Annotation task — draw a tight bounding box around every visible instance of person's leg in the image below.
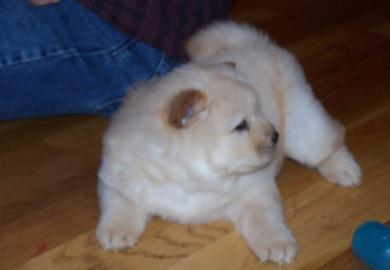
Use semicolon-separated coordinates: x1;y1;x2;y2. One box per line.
0;0;178;120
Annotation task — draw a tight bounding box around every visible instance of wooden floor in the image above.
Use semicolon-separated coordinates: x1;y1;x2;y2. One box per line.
2;0;390;269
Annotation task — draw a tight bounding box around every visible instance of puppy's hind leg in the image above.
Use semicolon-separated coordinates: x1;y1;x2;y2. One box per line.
279;53;361;187
96;183;149;251
317;145;361;187
284;94;362;186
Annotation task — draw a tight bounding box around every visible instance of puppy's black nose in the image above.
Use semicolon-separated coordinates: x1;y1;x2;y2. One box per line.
272;131;279;144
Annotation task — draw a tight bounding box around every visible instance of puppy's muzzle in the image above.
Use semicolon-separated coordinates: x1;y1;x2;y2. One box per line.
257;128;279;154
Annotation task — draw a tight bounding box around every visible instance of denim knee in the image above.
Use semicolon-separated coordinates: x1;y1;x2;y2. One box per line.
0;0;178;119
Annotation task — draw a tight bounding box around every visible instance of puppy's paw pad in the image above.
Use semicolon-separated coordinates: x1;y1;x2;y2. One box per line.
96;222;139;251
253;238;298;265
319;146;362;187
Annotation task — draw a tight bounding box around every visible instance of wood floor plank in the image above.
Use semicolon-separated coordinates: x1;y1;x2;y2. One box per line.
0;117;107;270
22;221;233;270
319;249;370;270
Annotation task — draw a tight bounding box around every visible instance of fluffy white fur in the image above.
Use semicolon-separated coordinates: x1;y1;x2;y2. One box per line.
96;22;361;265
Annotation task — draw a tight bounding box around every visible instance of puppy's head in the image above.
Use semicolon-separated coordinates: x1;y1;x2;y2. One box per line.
164;64;278;176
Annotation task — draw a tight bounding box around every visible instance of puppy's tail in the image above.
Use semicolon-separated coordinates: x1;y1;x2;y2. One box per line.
186;21;270;61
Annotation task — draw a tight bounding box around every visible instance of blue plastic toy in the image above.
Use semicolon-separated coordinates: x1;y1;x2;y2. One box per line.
352;221;390;270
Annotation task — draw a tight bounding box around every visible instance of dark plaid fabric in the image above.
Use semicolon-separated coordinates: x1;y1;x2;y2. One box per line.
78;0;233;61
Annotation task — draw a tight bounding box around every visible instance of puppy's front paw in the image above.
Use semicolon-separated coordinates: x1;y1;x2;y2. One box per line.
96;220;141;251
250;233;298;265
318;146;362;187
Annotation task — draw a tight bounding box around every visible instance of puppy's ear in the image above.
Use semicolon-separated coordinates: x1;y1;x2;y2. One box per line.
168;89;207;128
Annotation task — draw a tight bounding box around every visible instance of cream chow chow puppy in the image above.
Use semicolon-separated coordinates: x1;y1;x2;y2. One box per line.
96;23;361;265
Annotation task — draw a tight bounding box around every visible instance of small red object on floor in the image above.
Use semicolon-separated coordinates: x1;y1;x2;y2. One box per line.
35;243;48;255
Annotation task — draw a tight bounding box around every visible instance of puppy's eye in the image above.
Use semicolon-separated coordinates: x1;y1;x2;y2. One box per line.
234;119;249;132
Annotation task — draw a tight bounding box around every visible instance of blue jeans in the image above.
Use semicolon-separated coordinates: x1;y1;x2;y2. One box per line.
0;0;178;120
